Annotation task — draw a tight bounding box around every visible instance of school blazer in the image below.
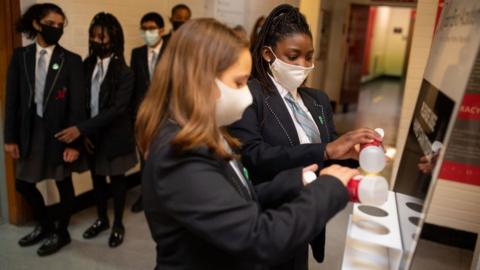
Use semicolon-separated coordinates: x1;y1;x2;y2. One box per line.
77;55;135;159
142;121;349;270
4;43;86;165
129;40;166;113
229;78;358;184
228;78;359;265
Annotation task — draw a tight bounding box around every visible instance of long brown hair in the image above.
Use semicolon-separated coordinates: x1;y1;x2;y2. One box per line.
136;18;248;159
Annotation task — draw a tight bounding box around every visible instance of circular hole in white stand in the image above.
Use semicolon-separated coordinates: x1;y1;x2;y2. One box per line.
353;219;390;235
358;205;389;217
406;202;423;213
409;216;420;226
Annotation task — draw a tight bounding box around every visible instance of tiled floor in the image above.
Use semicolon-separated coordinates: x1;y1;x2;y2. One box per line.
0;78;474;269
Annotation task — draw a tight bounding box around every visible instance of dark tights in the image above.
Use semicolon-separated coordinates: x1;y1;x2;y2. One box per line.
91;174;127;228
15;177;75;236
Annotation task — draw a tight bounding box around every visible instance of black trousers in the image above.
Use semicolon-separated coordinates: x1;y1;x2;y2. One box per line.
15;177;75;235
90;173;127;228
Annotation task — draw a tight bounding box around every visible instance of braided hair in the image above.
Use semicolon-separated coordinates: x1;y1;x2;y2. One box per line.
88;12;125;62
251;4;312;93
16;3;66;39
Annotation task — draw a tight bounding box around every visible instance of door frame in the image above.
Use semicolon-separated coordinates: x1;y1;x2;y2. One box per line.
0;0;28;225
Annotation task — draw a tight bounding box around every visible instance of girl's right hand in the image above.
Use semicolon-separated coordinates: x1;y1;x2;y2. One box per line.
4;143;20;159
320;165;360;186
55;126;81;144
325;128;382;160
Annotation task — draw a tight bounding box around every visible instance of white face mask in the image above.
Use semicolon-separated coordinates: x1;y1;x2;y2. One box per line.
268;47;314;91
215;78;253;127
141;30;161;47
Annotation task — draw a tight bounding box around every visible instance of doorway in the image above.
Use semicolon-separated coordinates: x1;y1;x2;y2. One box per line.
340;4;416;113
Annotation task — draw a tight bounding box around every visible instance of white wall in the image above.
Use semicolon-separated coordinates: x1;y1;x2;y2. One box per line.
20;0;208;64
244;0;299;40
383;7;411;76
363;6;412;80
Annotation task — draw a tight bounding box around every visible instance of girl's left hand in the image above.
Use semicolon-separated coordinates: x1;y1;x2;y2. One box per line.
55;126;81;143
63;147;79;163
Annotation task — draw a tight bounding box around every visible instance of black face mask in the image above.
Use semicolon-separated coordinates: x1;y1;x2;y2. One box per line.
39;23;63;45
171;20;185;31
89;41;111;58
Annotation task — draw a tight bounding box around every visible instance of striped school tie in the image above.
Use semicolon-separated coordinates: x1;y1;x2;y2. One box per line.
35;49;47;117
284;92;321;143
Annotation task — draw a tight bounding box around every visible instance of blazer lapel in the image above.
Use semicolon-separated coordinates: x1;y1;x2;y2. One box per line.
99;57;115;108
221;159;254;201
234;160;257;201
264;91;300;146
141;46;150;82
43;46;65;112
23;44;36;107
299;89;331;143
85;58;96;113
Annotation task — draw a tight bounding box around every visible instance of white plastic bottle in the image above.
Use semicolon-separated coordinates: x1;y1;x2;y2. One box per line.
347;175;389;205
359;128;386;174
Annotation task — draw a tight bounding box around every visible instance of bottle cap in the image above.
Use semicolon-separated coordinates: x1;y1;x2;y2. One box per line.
303;171;317;184
374;128;385;139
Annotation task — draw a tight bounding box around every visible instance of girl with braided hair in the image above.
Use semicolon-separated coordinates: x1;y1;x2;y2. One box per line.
56;12;137;247
229;4;381;269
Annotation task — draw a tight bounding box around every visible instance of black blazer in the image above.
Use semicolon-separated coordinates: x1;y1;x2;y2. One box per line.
229;78;358;184
4;43;86;165
228;78;358;265
162;32;171;48
77;55;135;159
142;121;349;270
130;41;166;113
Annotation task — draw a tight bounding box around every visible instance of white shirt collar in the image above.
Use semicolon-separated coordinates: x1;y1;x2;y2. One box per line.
96;55;112;68
268;74;299;100
149;39;163;54
35;41;55;56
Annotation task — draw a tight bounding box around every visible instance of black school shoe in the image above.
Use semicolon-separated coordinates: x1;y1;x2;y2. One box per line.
37;232;71;256
108;226;125;248
18;225;49;247
83;219;110;239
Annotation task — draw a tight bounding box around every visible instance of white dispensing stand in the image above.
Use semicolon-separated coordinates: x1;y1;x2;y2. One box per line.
341;191;403;270
341;192;427;270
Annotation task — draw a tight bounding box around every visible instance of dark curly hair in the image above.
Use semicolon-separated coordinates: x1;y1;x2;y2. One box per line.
88;12;125;62
251;4;312;93
16;3;66;40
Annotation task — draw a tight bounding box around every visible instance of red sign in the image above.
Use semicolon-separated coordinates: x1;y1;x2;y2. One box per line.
457;93;480;120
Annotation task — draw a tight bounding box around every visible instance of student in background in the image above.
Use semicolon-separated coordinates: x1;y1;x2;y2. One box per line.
136;18;358;270
129;12;166;213
229;5;381;270
4;3;86;256
162;3;191;46
56;12;137;248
